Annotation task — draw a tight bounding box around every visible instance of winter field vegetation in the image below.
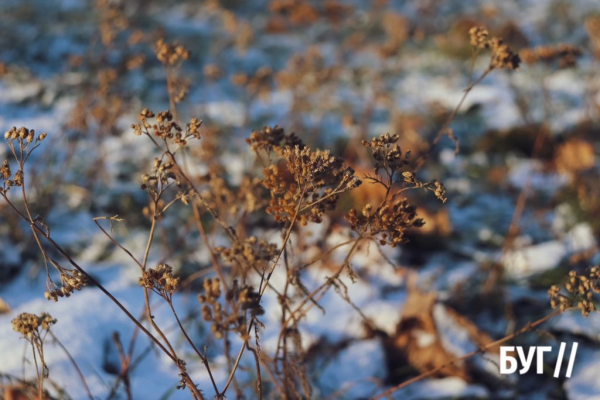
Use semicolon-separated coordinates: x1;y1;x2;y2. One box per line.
1;0;600;399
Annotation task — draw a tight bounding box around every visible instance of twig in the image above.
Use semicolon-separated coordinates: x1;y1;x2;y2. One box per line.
49;331;94;400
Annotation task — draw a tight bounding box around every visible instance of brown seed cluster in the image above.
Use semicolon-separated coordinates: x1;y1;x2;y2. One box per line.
155;39;190;66
362;133;410;174
197;172;266;217
198;278;261;340
263;145;361;225
132;109;202;146
1;160;11;182
489;37;521;70
5;126;39;143
12;312;56;339
2;128;47;192
468;26;521;70
45;269;88;302
402;172;447;203
469;26;490;49
346;199;424;247
360;133;447;203
139;264;180;298
216;236;278;277
549;267;600;317
520;44;583;69
141;157;179;196
344;132;449;246
246;125;303;154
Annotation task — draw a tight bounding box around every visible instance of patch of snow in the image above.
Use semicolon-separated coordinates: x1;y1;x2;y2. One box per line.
316;339;386;398
206;101;246;127
564;223;597;253
508;159;568;191
553;311;600;342
392;376;489;399
503;240;566;280
564;346;600;400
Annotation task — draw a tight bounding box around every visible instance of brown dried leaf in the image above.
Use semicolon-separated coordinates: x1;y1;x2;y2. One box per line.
556;139;595;175
385;277;497;383
0;296;10;314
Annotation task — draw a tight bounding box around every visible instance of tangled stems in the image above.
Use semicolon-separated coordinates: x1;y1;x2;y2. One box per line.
1;156;205;399
219;187;304;398
11;312;55;400
3;116;443;399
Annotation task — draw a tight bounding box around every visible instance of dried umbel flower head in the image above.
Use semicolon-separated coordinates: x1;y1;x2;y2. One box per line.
4;127;47;147
360;133;447;202
549;267;600;317
362;132;410;174
140;156;184;200
45;269;88;302
346;199;424;247
548;285;572;313
246;125;304;154
198;278;262;340
139;264;180;298
263;145;361;225
2;127;48;191
216;237;278;276
469;26;490;49
1;160;11;180
468;26;520;70
131;109;201;147
155;39;190;66
12;312;56;339
402;172;448;203
489;37;521;70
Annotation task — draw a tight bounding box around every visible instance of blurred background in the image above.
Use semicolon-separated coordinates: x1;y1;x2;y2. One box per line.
1;0;600;399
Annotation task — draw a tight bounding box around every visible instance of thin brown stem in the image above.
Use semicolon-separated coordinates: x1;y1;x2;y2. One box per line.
112;333;132;400
221;193;305;397
247;345;262;400
167;300;220;396
415;66;492;170
93;218;144;270
192;202;230;294
50;331;94;400
30;341;43;400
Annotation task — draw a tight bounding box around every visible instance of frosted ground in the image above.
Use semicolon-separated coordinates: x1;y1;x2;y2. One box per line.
1;0;600;399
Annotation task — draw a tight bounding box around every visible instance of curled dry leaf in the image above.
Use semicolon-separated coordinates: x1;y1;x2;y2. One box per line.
383;279;497;383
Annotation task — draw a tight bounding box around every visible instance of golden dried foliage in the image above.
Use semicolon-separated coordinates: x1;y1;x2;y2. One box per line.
555;139;595;175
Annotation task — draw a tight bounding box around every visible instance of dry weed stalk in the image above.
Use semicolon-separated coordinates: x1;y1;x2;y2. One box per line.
11;312;56;400
417;26;521;169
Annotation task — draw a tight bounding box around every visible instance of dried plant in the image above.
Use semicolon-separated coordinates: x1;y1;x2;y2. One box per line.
11;312;56;400
2;7;595;400
549;267;600;317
